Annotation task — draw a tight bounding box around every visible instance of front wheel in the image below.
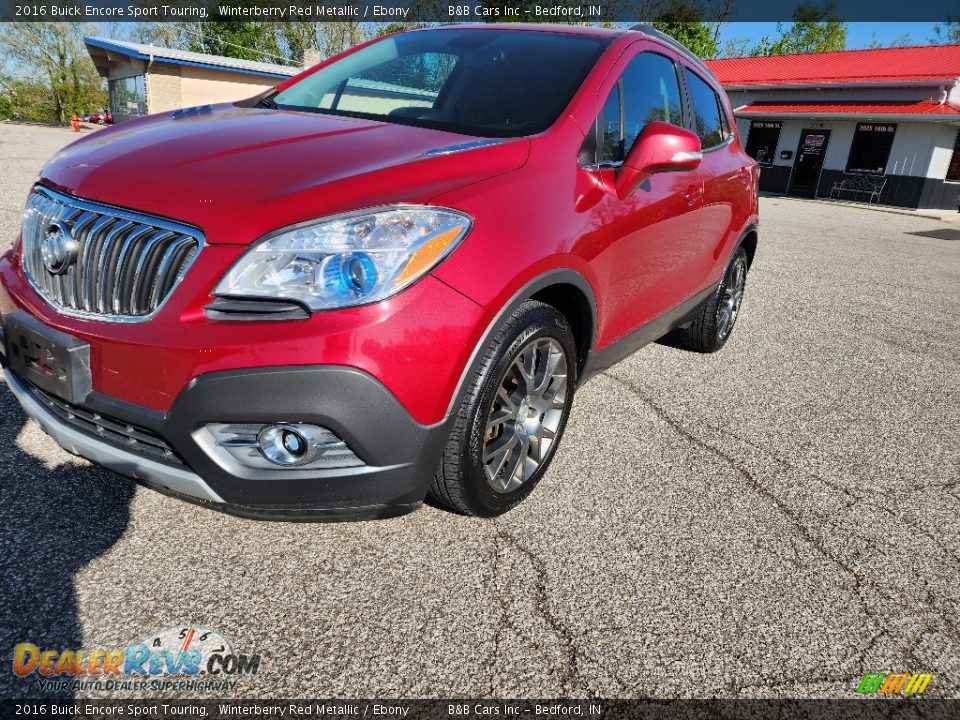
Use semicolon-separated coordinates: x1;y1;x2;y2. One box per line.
430;301;577;516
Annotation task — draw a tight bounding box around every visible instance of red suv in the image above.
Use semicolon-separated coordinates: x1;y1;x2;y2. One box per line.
0;25;758;520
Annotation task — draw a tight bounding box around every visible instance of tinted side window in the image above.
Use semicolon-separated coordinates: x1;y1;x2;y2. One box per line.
685;69;725;148
717;95;731;139
621;53;683;155
578;81;622;165
580;52;682;165
599;83;622;163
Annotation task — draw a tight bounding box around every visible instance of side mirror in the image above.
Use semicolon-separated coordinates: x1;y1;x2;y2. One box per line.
615;121;702;200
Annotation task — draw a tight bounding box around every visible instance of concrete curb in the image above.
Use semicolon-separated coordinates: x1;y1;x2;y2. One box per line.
761;194;960;223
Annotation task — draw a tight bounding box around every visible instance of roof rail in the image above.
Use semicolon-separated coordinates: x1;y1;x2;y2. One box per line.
629;23;718;80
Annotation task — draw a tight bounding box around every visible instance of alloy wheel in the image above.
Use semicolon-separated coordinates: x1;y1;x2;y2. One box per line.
482;337;569;493
717;256;746;341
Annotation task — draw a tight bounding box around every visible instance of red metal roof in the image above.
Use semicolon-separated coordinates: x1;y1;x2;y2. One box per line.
705;45;960;86
735;101;960;116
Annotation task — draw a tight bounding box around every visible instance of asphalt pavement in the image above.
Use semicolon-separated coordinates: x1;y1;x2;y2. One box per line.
0;122;958;700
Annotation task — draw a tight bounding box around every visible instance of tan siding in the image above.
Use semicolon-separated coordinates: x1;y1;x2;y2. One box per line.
179;67;278;108
145;65;182;114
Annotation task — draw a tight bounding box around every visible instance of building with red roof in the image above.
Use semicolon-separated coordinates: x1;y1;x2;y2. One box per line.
704;44;960;209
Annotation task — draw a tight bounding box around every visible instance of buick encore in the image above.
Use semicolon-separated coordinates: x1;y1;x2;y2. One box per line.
0;24;759;520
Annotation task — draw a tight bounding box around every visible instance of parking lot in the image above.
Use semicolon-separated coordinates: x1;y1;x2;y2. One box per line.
0;122;958;700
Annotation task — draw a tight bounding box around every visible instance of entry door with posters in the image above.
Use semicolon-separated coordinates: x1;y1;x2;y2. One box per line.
789;129;831;197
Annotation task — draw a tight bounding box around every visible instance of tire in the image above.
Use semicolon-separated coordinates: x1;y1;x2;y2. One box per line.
672;245;749;353
429;301;578;517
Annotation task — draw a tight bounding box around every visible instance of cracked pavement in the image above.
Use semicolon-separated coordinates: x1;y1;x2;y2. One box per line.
0;123;958;699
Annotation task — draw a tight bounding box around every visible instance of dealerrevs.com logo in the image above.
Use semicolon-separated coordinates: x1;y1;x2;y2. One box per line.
12;625;261;693
856;672;934;696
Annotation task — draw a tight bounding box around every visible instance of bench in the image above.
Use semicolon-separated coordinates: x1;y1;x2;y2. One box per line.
829;173;887;204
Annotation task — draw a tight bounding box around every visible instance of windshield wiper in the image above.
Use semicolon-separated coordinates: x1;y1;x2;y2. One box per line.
256;95;278;109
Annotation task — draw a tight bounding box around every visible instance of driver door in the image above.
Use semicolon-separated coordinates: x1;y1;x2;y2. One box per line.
580;45;704;345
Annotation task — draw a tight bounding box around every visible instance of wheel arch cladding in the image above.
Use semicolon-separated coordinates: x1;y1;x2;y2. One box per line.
445;269;598;419
529;282;594;381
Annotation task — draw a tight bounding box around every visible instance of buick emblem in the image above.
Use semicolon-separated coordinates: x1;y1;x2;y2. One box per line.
41;221;78;275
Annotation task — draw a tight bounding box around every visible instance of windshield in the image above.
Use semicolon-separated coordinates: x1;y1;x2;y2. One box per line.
272;29;611;138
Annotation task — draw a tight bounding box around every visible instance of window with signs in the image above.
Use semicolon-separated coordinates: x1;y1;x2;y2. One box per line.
580;52;683;165
846;123;897;175
946;130;960;182
684;68;727;148
745;121;782;166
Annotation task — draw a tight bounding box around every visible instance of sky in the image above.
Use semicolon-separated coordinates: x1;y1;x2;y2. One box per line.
84;20;951;65
102;21;945;56
717;22;941;53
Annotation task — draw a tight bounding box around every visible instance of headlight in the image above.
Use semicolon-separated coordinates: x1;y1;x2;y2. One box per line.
213;206;472;311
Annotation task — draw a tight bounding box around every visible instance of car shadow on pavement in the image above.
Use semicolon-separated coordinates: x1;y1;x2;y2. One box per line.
654;329;687;351
0;377;134;700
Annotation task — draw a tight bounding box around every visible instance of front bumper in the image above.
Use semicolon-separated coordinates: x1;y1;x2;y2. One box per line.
1;361;451;521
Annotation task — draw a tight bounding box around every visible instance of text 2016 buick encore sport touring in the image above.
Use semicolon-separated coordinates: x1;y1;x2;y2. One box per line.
0;24;758;520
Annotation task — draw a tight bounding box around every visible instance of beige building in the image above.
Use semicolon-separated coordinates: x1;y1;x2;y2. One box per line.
85;37;299;121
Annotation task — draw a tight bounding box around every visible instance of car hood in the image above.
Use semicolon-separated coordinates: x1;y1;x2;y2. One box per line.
40;104;530;244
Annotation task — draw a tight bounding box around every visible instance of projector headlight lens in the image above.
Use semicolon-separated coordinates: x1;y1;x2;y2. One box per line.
214;206;472;311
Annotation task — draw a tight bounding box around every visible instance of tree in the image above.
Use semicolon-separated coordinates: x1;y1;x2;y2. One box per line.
0;23;107;122
719;36;751;58
930;20;960;44
187;22;286;63
867;32;911;48
375;23;417;38
132;22;204;50
751;3;847;56
308;22;366;60
134;20;364;67
651;2;720;59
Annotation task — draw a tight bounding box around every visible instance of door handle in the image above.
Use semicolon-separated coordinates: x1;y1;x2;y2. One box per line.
683;185;703;205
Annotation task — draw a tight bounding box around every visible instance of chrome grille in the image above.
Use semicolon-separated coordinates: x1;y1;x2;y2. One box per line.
21;187;202;321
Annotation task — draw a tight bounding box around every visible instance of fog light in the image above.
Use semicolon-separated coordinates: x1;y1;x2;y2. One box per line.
258;424;319;466
200;422;364;472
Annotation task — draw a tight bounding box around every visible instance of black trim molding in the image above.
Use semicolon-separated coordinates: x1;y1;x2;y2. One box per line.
581;283;716;382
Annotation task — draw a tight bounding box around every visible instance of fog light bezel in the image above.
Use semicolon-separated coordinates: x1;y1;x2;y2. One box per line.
195;421;365;475
257;423;320;467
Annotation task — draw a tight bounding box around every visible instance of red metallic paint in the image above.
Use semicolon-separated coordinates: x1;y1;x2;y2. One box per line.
432;36;757;352
614;121;703;199
0;27;757;429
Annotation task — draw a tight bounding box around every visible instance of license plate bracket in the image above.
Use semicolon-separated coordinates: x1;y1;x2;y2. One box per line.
4;311;91;404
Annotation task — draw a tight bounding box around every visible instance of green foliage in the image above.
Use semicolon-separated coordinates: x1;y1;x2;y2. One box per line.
376;23;415;37
750;3;848;56
188;22;285;63
651;3;720;59
135;20;364;66
0;23;107;122
0;80;58;121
